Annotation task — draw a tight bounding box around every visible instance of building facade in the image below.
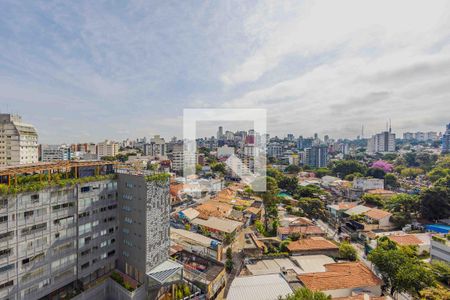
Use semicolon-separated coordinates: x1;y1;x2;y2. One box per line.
367;130;395;154
97;140;119;159
442;123;450;154
304;145;328;168
0;163;172;300
0;177;118;300
0;114;38;166
40;145;71;162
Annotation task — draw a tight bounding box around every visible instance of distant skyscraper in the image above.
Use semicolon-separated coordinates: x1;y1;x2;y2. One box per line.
442;123;450;154
0;113;38;166
367;128;396;154
217;126;224;140
305;144;328;168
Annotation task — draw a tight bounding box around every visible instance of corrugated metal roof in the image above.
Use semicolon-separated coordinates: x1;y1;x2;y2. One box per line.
147;259;182;284
227;274;293;300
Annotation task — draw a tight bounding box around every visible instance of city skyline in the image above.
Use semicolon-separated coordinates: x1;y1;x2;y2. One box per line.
1;1;450;143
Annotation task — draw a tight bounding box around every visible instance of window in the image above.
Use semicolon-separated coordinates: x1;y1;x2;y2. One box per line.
0;215;8;223
81;186;90;193
100;229;107;236
81;249;91;256
0;231;14;241
0;280;13;290
0;263;14;273
0;199;8;208
30;194;39;203
81;262;90;270
124;217;132;224
123;251;129;258
21;223;47;235
0;248;12;257
24;210;34;219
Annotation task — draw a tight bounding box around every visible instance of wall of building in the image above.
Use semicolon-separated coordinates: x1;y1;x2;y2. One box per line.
0;179;118;300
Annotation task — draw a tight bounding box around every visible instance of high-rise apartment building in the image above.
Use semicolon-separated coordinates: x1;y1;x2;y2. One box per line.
304;144;328;168
116;173;170;285
0;114;38;166
367;130;396;154
0;162;172;300
40;144;71;162
442;123;450;154
143;135;166;158
97;140;119;158
267;143;282;158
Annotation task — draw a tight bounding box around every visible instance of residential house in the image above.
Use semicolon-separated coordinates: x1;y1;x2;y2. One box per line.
297;262;383;298
287;237;339;257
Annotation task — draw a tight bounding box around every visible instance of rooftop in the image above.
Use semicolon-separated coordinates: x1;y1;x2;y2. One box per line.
277;225;324;236
191;216;243;234
290;255;335;274
298;262;382;292
364;208;392;220
287;237;338;252
345;205;371;216
245;258;302;276
387;234;423;246
171;228;221;249
227;274;293;300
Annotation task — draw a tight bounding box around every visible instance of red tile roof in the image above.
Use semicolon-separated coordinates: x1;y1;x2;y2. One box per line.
298;262;382;291
364;208;392;220
287;237;338;252
388;234;423;246
278;225;325;236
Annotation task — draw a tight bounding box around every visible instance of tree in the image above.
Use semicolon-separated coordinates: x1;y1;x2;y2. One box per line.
339;242;357;261
278;287;331;300
366;167;386;179
430;260;450;285
279;176;298;195
297;197;326;220
314;168;331;178
259;176;280;231
420;186;450;221
344;172;363;181
401;167;424;178
331;160;367;179
225;259;233;273
295;185;322;198
368;240;435;296
285;164;301;174
361;193;384;208
384;194;420;227
384;173;398;188
226;247;233;260
419;286;450;300
428;167;450;183
211;162;226;174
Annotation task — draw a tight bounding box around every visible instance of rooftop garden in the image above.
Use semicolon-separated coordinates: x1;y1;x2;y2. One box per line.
145;173;170;182
110;271;136;292
0;173;116;196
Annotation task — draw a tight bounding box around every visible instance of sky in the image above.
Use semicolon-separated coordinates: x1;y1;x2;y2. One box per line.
1;0;450;144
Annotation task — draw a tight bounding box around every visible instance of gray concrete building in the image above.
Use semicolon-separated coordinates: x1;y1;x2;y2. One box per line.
0;162;176;300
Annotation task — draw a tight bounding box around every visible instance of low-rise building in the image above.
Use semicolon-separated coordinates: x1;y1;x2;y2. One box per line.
430;235;450;262
287;237;339;257
387;234;429;255
297;262;383;298
191;217;243;241
172;250;226;299
171;228;223;261
277;225;325;240
227;273;293;300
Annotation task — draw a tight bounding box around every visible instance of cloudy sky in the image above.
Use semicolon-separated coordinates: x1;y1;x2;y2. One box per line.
1;0;449;143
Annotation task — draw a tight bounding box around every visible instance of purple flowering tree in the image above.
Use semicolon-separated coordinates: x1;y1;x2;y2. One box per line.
371;160;393;173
